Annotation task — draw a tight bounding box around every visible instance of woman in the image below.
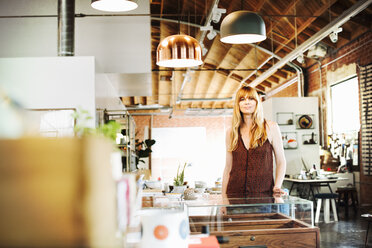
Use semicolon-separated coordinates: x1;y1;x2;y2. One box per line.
222;86;286;199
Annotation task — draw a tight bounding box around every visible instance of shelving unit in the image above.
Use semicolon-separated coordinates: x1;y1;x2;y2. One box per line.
103;110;136;172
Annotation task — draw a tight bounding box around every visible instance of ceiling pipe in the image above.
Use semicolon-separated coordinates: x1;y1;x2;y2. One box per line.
58;0;75;56
248;0;372;88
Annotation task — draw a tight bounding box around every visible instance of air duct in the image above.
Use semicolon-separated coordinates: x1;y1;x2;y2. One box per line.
58;0;75;56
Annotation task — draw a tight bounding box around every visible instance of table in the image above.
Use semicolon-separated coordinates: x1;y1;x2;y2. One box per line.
284;177;347;200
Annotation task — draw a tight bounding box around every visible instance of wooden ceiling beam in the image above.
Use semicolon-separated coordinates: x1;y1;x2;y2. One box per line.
261;81;272;88
273;69;287;79
267;75;280;84
274;0;338;54
256;85;265;91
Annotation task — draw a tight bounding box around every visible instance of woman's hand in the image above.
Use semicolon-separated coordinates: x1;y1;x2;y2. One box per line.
273;186;287;196
273;187;286;203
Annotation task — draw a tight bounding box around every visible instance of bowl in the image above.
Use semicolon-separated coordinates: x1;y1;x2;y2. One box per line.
195;181;207;188
145;180;162;189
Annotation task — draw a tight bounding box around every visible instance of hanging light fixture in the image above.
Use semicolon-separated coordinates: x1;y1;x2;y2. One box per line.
220;11;266;44
91;0;138;12
156;0;202;68
156;34;202;68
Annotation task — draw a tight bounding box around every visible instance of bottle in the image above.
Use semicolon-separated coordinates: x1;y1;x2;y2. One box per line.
310;164;317;179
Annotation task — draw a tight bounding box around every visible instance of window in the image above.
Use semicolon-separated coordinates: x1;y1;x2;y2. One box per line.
330;76;360;133
329;76;360;170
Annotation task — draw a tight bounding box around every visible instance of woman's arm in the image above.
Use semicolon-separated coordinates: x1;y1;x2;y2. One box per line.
222;128;233;198
268;121;287;193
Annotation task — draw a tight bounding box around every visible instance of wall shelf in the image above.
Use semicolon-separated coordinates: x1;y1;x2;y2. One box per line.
276;112;294;126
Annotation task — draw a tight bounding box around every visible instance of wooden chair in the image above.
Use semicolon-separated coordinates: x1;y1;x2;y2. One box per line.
336;186;358;217
314;193;338;224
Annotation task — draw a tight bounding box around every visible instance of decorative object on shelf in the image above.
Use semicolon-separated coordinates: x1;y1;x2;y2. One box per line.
282;132;298;149
173;162;187;186
220;11;266;44
297;114;314;129
276;112;294;125
135;138;156;168
183;188;198;200
91;0;138;12
303;132;317;145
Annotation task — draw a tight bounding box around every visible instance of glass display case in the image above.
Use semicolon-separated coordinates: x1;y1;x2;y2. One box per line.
187;195;318;248
140;195;319;248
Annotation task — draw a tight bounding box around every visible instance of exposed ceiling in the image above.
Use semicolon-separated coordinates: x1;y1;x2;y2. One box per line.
122;0;371;113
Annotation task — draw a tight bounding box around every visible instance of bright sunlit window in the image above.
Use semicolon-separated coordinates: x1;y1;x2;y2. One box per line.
330;76;360;133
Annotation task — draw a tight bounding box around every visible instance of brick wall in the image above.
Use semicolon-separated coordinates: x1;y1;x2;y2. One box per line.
306;31;372;206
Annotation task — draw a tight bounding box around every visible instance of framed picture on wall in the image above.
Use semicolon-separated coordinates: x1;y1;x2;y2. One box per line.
282;132;298;149
296;114;315;129
276;112;294;126
302;133;318;145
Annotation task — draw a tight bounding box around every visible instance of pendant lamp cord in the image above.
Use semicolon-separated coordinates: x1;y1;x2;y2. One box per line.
270;19;274;66
241;0;243;10
294;0;297;49
177;0;180;34
255;45;258;77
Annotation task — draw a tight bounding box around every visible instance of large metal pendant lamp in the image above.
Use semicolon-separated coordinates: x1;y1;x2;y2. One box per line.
156;34;203;68
91;0;138;12
220;11;266;44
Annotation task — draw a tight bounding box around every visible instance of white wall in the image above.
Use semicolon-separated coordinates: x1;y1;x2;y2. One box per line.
0;56;96;127
263;97;320;175
0;0;151;74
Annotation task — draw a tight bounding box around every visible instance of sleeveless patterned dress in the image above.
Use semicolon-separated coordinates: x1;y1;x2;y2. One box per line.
226;131;274;198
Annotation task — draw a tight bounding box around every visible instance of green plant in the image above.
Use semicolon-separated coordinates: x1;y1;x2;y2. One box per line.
173;162;187;186
135;138;156;167
71;107;121;144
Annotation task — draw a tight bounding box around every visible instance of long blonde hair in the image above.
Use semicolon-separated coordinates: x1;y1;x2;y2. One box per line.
229;86;267;151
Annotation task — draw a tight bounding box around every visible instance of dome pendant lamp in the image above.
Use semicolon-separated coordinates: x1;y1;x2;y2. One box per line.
91;0;138;12
156;34;203;68
220;11;266;44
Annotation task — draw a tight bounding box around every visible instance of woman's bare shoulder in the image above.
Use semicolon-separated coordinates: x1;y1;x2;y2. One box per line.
265;120;278;130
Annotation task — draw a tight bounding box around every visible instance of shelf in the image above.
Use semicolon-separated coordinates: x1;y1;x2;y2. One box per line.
276;112;294;126
302;133;318;145
282;132;298;149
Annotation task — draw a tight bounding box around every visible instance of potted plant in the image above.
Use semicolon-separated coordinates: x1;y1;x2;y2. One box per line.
173;162;188;193
135;138;156;169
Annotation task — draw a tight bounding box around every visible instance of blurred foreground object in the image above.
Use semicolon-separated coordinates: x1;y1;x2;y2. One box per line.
0;137;121;247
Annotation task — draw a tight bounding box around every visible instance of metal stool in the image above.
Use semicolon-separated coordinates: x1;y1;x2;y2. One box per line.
315;193;338;223
362;214;372;247
336;186;358;217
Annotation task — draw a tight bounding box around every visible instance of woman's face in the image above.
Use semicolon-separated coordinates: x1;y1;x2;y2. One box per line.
239;95;257;115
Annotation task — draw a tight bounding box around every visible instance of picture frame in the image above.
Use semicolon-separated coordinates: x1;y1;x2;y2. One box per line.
282;132;298;149
296;114;315;129
302;133;318;145
276;112;294;126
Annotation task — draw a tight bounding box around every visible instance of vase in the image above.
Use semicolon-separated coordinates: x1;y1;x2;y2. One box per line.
172;185;187;194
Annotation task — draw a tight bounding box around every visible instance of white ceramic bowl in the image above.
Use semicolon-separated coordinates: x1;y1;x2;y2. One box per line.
145;181;162;189
195;181;207;188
